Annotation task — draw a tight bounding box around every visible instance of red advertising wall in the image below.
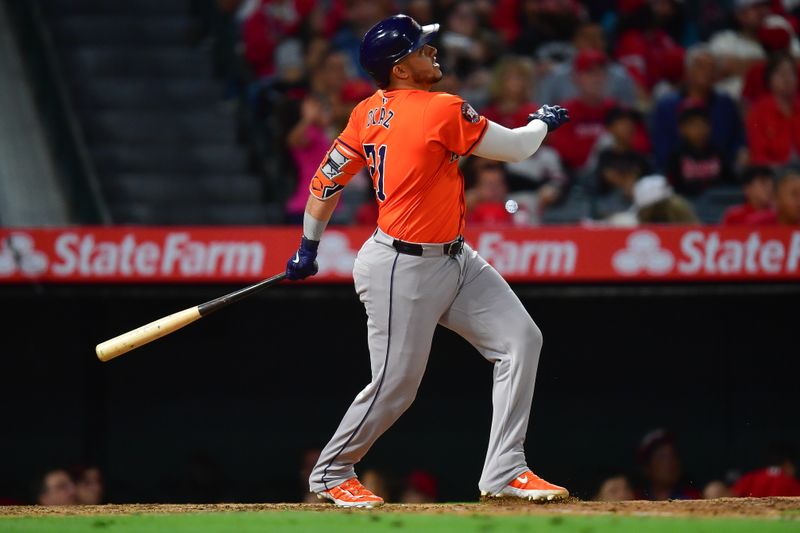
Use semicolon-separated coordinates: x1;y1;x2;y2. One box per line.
1;226;799;283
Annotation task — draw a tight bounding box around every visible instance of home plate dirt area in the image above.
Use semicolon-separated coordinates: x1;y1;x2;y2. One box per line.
1;497;798;518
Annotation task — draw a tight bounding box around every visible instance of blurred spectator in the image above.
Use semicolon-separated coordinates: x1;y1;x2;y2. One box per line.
329;0;392;80
594;474;636;502
400;470;438;503
37;469;77;506
595;151;647;221
732;442;800;497
651;44;746;171
721;165;778;224
466;162;529;225
666;106;735;196
592;107;652;193
741;15;800;106
635;174;699;223
776;169;800;224
703;480;733;499
710;0;800;99
71;466;104;505
615;3;684;94
361;469;391;502
241;0;315;79
481;57;538;128
536;22;638;106
549;50;649;174
505;145;569;224
285;96;333;222
637;429;701;500
299;448;321;503
497;0;585;56
747;53;800;166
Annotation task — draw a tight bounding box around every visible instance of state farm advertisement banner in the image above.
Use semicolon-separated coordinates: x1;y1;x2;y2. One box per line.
1;226;799;283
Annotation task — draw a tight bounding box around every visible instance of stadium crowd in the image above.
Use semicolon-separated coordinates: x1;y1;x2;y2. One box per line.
13;429;799;505
198;0;800;226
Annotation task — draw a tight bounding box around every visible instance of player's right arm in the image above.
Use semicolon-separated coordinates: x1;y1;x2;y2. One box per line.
473;105;570;163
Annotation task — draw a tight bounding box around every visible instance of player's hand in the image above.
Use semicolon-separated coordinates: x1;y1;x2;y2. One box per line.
286;236;320;280
528;105;570;132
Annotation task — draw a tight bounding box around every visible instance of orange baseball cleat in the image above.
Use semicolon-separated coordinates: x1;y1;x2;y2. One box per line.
481;470;569;502
316;478;385;508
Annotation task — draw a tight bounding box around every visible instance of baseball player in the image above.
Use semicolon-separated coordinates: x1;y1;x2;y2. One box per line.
286;14;570;508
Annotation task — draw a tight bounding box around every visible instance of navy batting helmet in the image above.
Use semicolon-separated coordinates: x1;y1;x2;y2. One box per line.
359;15;440;88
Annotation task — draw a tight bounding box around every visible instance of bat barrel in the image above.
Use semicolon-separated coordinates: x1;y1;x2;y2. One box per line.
96;307;201;362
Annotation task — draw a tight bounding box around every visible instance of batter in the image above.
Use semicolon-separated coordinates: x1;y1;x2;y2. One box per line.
286;14;570;508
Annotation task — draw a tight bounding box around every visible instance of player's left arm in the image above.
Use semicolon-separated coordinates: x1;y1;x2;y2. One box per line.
285;111;367;281
472;105;570;163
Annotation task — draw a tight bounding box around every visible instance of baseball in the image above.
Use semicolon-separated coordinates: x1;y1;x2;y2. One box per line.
505;199;519;214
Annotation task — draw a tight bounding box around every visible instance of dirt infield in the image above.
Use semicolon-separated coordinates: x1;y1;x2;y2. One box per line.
1;497;798;519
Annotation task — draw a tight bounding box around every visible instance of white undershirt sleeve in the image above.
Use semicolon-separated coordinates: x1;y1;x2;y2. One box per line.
472;119;548;163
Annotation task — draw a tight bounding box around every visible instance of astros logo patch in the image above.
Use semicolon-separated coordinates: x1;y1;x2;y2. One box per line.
461;102;480;124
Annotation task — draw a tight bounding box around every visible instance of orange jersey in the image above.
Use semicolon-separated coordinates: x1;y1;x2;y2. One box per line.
310;89;488;243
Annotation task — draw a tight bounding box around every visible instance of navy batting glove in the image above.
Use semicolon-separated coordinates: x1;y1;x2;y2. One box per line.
528;105;570;132
286;236;319;280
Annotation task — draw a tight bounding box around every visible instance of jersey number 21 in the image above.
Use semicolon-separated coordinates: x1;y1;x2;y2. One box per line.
364;144;387;202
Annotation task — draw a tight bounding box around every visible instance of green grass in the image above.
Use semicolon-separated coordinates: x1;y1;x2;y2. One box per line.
1;512;798;533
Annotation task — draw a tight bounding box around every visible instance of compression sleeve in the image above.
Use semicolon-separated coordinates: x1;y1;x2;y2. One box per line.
472;119;548;163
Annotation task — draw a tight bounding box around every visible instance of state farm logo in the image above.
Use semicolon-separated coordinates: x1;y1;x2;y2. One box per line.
317;231;356;275
613;231;674;275
0;233;49;277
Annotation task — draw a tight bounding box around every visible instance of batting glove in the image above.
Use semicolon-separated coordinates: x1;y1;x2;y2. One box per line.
528;105;570;132
286;236;319;280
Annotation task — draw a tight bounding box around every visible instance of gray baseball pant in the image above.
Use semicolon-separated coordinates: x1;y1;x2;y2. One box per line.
309;229;543;496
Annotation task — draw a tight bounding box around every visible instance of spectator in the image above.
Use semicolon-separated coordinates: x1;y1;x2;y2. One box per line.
776;169;800;224
37;469;77;506
703;480;733;499
498;0;585;56
481;56;538;129
635;174;699;224
637;429;701;500
361;469;391;502
732;442;800;497
615;3;684;94
595;151;647;221
329;0;392;80
594;474;636;502
721;165;778;224
747;53;800;166
549;50;649;174
536;22;638;106
741;15;800;107
285;96;333;222
400;470;438;503
592;107;652;193
666;106;735;196
504;145;569;225
651;44;746;171
240;0;315;79
298;448;321;503
466;163;529;225
71;466;104;505
708;0;774;99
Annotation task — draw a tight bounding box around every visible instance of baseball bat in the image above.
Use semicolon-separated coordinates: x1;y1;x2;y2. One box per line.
96;272;287;362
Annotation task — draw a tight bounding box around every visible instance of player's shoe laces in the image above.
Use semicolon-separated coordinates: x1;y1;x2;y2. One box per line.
481;470;569;502
316;478;385;508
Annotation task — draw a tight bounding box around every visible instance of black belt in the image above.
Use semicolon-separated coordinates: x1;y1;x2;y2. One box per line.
392;236;464;257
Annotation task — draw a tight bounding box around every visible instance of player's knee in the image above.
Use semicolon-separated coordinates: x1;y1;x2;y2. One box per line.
516;319;543;361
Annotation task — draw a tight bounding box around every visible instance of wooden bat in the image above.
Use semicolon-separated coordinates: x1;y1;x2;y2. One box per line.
96;272;287;362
